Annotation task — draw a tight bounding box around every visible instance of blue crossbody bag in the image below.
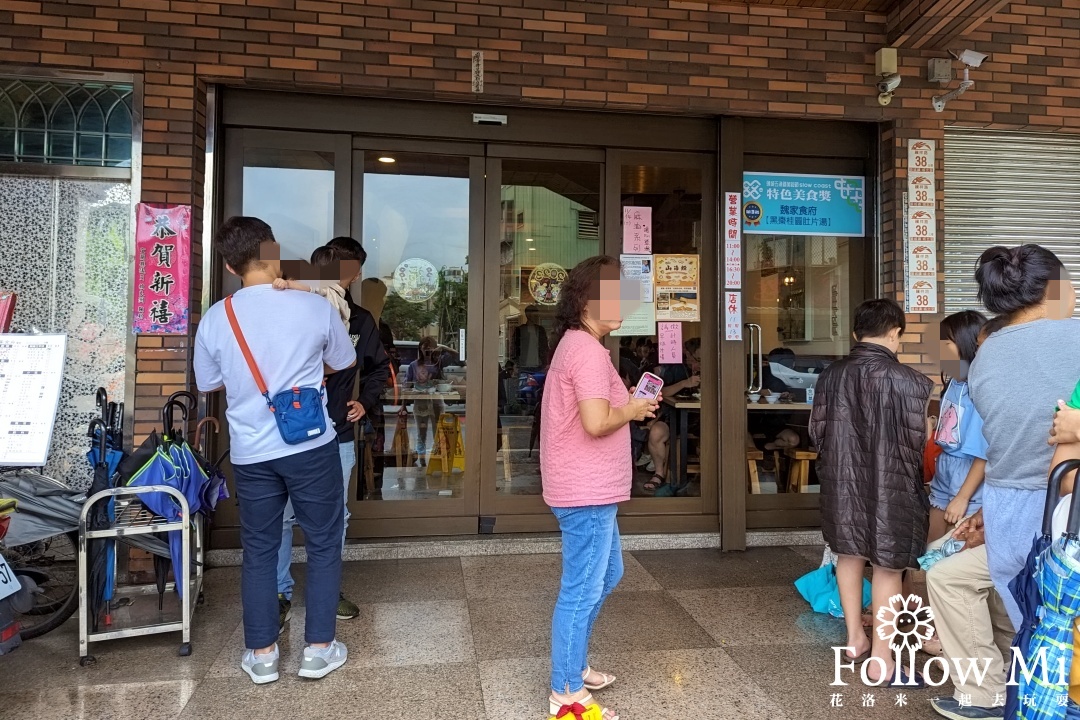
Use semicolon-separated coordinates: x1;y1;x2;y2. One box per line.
225;295;327;445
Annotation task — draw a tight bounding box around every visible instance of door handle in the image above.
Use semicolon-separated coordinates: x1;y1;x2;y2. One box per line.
745;323;763;393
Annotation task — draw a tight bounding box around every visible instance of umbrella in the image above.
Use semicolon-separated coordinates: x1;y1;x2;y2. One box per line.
119;397;207;606
84;419;114;632
86;388;126;624
1006;468;1072;718
1014;458;1080;720
192;417;228;512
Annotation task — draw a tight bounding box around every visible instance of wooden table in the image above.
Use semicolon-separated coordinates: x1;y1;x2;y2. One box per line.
747;402;813;412
383;389;462;405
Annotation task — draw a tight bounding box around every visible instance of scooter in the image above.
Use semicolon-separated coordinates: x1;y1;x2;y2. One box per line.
0;497;39;655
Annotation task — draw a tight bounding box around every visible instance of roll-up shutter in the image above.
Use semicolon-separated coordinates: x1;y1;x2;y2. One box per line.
943;128;1080;315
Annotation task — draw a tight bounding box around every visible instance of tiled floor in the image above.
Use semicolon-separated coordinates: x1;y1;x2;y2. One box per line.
0;546;949;719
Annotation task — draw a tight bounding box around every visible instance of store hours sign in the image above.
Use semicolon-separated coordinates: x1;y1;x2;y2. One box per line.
742;173;865;237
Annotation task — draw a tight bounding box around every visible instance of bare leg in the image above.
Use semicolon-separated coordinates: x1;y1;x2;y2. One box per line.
927;507;949;545
866;565;904;682
835;555;871;658
647;421;669;479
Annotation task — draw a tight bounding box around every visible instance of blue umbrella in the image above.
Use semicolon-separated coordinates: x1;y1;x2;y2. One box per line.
1006;465;1074;719
1015;459;1080;720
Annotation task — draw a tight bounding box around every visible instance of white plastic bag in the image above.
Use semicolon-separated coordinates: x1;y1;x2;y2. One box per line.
821;543;838;567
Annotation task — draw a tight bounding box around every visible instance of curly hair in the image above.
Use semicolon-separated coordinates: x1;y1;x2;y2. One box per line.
552;254;621;349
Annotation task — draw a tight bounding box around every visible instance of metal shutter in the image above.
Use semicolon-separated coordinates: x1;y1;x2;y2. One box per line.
943;128;1080;315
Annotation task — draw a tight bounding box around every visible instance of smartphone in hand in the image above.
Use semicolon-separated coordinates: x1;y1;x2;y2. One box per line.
633;372;664;401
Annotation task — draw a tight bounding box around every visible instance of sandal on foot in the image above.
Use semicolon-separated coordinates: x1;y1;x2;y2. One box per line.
643;475;666;492
583;666;616;691
549;695;618;720
843;647;871;663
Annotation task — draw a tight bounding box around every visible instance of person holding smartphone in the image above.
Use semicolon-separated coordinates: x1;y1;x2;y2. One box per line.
541;255;659;720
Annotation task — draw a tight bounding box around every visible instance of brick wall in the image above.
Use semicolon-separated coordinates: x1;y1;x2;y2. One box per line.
2;0;1078;432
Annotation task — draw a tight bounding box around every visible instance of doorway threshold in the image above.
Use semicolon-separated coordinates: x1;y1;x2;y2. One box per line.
206;529;823;567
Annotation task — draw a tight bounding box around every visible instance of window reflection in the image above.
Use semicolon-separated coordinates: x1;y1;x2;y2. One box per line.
361;152;470;500
242;148;335;263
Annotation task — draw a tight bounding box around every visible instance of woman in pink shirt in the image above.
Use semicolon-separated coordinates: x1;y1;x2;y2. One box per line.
541;255;659;720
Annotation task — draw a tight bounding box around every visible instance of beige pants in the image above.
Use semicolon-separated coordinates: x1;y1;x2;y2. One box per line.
925;541;1014;707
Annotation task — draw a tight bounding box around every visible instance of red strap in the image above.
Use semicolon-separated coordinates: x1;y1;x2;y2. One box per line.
224;295;270;396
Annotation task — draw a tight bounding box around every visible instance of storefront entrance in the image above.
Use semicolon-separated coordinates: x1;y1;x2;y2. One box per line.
207;93;719;544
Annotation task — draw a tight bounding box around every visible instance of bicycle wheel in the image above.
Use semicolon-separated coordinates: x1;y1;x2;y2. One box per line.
3;531;79;640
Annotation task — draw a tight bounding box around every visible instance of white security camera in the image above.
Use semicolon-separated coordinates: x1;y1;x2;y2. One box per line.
951;49;987;68
877;73;901;93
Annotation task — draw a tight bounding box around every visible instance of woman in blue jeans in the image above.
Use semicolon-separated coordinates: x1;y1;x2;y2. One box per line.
540;255;659;720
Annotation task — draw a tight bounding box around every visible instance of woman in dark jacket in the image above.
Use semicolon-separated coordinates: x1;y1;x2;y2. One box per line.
810;299;933;685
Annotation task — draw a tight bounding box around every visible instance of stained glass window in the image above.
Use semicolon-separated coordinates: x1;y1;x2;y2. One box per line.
0;79;133;167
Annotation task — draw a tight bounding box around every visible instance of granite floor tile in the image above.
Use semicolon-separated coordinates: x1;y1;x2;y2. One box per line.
631;546;816;590
205;600;474;678
338;557;466;603
725;643;945;720
791;544;828;565
468;590;715;661
0;679;198;720
181;664;485;719
461;552;661;600
479;648;792;720
672;585;849;647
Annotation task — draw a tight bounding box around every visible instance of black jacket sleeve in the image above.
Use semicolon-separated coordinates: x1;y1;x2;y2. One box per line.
353;311;391;414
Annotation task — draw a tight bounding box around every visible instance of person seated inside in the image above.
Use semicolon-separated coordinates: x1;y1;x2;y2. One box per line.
642;337;701;493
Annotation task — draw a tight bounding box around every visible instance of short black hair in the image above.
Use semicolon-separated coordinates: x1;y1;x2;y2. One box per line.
975;244;1065;316
326;236;367;266
853;298;906;341
940;310;986;364
684;337;701;354
214;216;274;275
310;245;337;267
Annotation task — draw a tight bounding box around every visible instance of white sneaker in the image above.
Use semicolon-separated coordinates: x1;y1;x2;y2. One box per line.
635;453;653;468
241;645;280;685
646;460;655;473
298;639;348;679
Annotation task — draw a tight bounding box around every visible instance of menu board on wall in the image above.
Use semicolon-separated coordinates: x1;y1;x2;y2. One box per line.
905;140;938;314
0;334;67;466
654;254;700;322
132;204;191;334
724;192;742;289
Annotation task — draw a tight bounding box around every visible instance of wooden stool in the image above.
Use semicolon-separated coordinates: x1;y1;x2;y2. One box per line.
785;448;818;493
746;449;764;494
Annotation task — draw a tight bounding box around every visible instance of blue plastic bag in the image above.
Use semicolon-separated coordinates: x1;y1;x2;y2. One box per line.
794;564;872;618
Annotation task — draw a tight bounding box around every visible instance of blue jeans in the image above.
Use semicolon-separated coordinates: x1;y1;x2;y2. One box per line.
277;440;355;600
233;440;344;649
550;503;624;695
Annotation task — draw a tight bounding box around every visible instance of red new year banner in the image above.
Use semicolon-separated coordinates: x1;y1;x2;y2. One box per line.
132;204;191;334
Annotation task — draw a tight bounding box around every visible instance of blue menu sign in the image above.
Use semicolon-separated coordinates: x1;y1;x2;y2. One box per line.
742;173;865;237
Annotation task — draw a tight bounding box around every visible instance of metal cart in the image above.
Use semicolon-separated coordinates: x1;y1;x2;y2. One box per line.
77;484;204;665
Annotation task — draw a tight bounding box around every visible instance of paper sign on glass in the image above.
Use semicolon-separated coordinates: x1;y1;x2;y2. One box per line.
658;322;682;364
622;206;652;254
725;292;743;341
724;192;742;289
620;254;653;303
611;301;656;337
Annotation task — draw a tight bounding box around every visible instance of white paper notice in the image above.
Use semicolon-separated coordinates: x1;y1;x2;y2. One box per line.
620;254;653;303
906;139;938;314
0;334;68;466
725;292;743;341
658;322;682;364
724;191;742;289
612;301;656;337
622;206;653;254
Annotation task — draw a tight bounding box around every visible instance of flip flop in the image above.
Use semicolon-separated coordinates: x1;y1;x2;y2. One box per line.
843;647;872;663
583;666;616;691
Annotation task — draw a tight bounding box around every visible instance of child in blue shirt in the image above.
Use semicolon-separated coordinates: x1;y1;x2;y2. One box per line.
928;311;991;543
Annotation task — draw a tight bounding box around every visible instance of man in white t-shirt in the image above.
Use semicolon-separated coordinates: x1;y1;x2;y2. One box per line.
194;216;355;685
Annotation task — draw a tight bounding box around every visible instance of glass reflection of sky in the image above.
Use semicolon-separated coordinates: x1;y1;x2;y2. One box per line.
243;166;335;262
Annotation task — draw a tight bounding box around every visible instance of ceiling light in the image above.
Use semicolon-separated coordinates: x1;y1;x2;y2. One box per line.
528;247;536;251
378;156;395;163
525;238;533;242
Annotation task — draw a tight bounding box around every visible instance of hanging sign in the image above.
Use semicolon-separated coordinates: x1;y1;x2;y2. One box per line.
742;173;865;237
724;192;742;289
658;322;682;364
622;206;652;254
654;254;699;322
725;292;743;341
132;204;191;334
906;140;938;313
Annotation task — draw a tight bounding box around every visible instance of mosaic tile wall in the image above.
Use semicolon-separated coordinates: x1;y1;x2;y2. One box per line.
0;175;130;489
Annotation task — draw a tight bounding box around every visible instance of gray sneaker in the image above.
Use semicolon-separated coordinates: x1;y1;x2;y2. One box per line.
241;646;280;685
298;639;348;679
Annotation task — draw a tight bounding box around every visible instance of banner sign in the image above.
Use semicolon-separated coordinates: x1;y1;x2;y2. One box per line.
905;140;938;313
742;173;865;237
132;204;191;334
724;192;742;289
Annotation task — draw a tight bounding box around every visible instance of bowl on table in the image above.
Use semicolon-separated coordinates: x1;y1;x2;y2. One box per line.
436;383;453;393
748;393;761;403
765;395;780;404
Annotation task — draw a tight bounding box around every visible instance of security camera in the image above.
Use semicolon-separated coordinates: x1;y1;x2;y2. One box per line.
877;73;901;93
951;49;987;68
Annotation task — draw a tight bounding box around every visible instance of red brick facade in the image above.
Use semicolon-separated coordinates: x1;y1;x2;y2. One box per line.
2;0;1078;439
